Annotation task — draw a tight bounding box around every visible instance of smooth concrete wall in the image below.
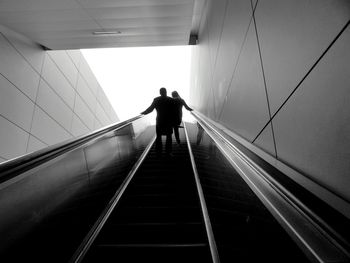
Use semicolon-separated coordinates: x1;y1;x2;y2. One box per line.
0;25;119;163
190;0;350;207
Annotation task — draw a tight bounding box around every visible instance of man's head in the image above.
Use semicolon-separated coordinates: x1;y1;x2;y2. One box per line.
159;87;167;96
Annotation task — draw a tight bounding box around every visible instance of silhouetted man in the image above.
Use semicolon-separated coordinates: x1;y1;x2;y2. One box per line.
141;87;174;156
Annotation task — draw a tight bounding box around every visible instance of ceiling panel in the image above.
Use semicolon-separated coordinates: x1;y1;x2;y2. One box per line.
0;0;204;49
77;0;193;8
84;5;194;20
97;16;192;28
0;0;81;11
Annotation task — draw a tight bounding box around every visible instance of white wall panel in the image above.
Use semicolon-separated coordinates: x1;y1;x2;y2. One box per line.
74;95;94;130
0;25;45;73
48;50;78;88
95;103;110;126
189;45;201;108
36;80;73;131
27;135;47;153
220;22;269;141
71;114;89;137
41;55;75;108
0;74;34;131
196;29;213;116
0;115;29;159
79;58;99;95
253;123;276;157
206;0;227;75
97;88;112;121
76;74;97;113
31;106;72;145
66;50;81;69
255;0;350;114
0;28;118;161
109;110;119;123
212;0;252;118
93;118;103;131
190;0;350;216
0;33;40;100
273;27;350;202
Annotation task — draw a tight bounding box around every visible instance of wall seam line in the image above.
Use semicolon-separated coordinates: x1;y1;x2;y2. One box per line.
26;52;47;152
65;50;81;72
251;0;278;158
205;1;218;118
0;32;44;76
0;154;8;161
217;15;254;121
78;64;112;122
1;29;109;125
252;18;350;143
70;54;82;134
0;113;47;146
211;0;230;120
46;52;77;90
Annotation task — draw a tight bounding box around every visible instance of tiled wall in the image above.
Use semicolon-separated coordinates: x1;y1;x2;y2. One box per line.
190;0;350;204
0;25;119;162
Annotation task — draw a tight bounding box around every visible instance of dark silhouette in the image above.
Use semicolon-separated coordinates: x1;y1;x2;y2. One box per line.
141;87;174;156
171;91;193;144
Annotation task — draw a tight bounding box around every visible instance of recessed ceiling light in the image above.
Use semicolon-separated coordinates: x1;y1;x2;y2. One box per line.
93;31;122;36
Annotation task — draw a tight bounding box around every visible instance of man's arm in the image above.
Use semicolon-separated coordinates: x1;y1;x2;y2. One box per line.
141;99;156;115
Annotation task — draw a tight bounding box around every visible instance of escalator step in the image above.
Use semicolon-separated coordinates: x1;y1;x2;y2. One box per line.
107;206;202;223
95;222;206;244
84;243;212;263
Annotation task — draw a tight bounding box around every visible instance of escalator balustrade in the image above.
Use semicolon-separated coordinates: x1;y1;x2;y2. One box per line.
1;115;343;263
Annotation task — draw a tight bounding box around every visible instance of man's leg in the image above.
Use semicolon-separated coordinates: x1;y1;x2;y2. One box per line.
155;126;162;155
174;126;180;144
165;133;172;154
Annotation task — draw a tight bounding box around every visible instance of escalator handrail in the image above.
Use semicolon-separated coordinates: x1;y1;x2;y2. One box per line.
183;122;220;263
70;135;156;263
0;115;143;183
191;111;350;262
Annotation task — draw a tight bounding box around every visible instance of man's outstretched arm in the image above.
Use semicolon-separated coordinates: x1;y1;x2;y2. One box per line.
141;99;156;115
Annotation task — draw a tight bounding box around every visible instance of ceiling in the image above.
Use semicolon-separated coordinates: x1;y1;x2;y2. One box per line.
0;0;205;50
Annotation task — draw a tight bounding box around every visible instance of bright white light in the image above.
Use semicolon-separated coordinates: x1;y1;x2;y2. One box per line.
81;46;192;121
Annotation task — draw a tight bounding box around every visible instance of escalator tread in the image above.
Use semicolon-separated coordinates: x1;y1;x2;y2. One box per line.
83;137;212;262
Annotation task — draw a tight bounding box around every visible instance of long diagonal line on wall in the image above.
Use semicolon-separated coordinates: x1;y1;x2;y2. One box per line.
217;13;255;120
204;0;219;118
193;0;209;111
25;52;48;152
252;19;350;143
212;0;230;120
251;0;278;158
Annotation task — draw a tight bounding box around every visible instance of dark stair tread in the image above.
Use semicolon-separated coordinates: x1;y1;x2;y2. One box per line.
107;206;202;223
95;222;207;244
84;243;212;263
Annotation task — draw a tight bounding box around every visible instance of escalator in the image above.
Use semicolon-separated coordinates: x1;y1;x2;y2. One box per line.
80;138;212;263
0;114;349;263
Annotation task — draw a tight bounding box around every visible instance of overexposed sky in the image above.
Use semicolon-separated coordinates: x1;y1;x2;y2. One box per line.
82;46;192;121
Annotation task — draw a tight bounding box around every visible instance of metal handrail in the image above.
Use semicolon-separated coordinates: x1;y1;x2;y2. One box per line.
183;122;220;263
191;111;350;263
0;115;143;183
70;135;156;263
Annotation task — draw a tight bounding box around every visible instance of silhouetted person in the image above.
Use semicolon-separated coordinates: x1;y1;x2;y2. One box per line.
141;88;174;156
171;91;193;144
